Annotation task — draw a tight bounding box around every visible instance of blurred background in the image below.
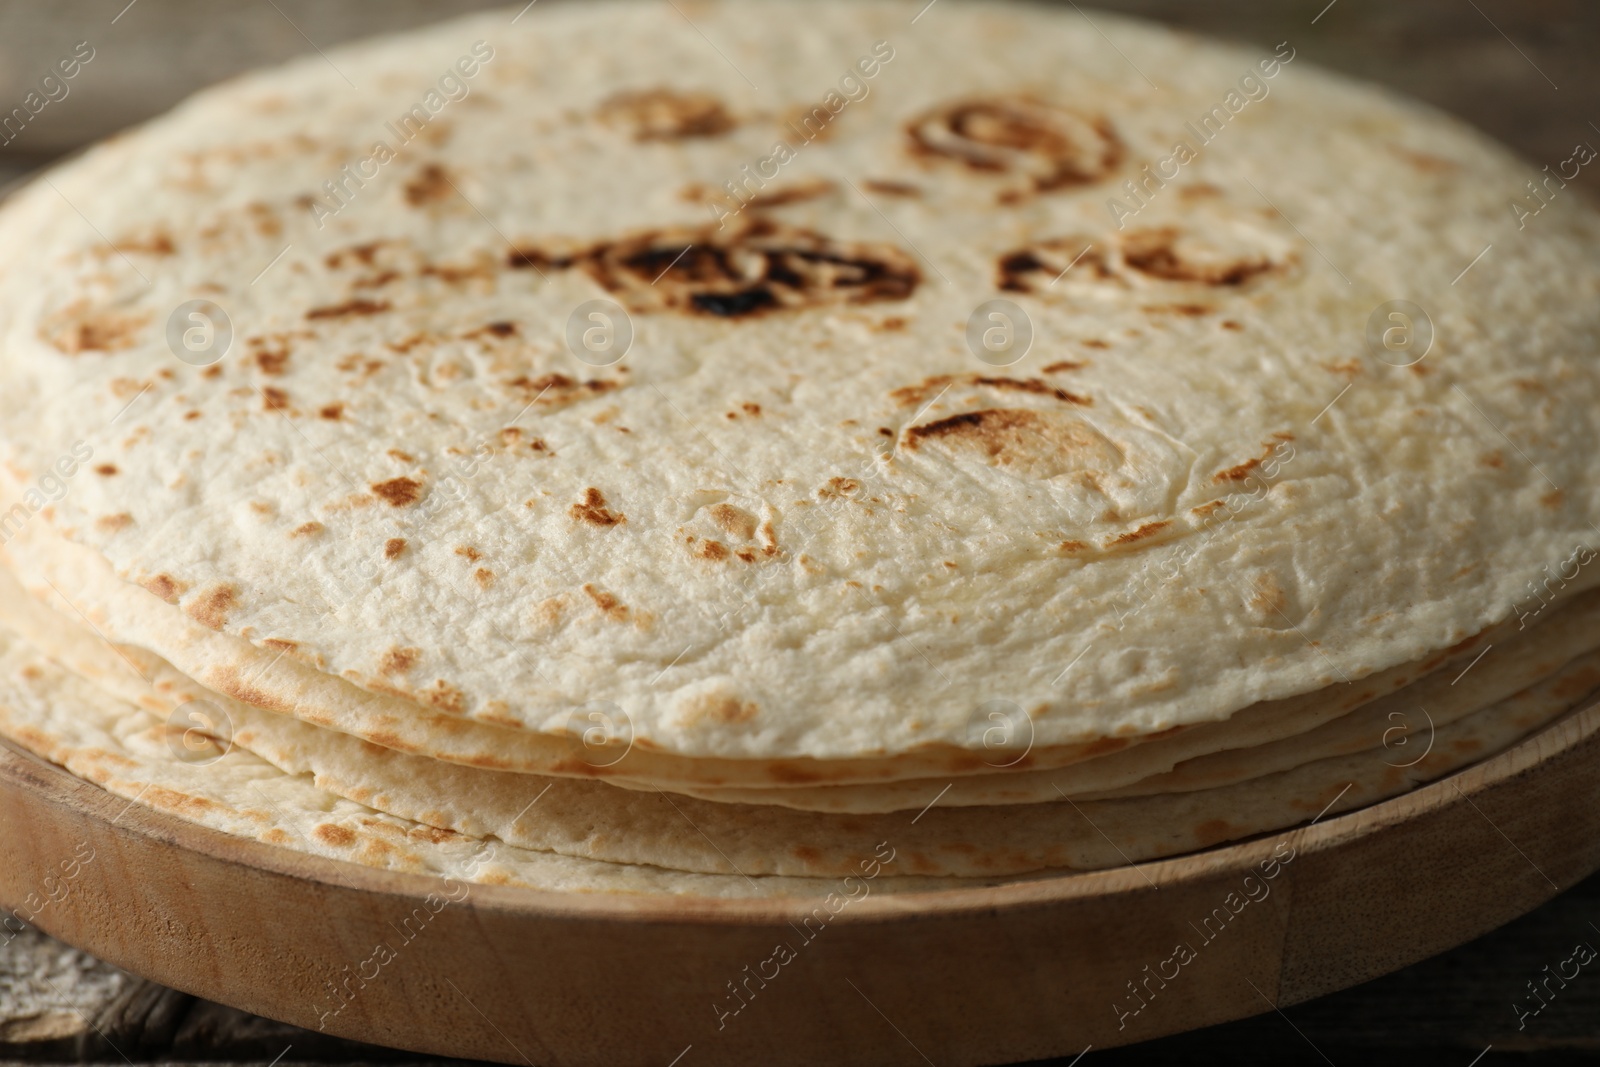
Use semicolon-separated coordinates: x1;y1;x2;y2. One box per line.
1;2;1598;1065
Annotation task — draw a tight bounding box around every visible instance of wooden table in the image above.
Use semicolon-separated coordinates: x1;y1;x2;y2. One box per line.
2;1;1598;1062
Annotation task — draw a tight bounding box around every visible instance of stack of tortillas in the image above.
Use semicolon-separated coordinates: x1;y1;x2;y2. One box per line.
0;0;1597;898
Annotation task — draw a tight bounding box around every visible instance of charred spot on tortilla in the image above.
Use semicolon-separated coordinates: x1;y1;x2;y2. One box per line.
908;96;1123;201
509;218;918;317
598;87;736;140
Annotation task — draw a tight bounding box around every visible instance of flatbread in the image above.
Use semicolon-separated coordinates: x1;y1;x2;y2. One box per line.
0;0;1595;781
670;590;1600;808
0;520;1537;809
0;616;987;897
8;565;1595;879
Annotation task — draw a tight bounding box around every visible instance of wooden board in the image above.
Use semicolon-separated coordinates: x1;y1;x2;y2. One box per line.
2;703;1598;1067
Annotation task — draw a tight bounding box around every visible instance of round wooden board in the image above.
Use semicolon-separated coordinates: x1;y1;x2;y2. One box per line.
3;702;1599;1067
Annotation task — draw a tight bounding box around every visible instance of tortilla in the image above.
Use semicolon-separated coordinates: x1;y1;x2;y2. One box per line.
0;0;1595;786
0;615;990;897
7;565;1596;879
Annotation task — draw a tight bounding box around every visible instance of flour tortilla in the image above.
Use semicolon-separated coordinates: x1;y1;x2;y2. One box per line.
0;521;1519;805
7;564;1596;879
1;0;1597;777
0;618;995;897
176;652;1600;876
0;521;1217;786
5;530;1594;818
670;590;1600;808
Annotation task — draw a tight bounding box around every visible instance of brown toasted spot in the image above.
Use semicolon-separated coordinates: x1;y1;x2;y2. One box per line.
513;216;919;318
741;402;762;416
1122;227;1280;286
185;584;238;631
582;583;630;621
319;403;345;420
709;696;758;723
997;250;1045;291
384;537;407;560
306;299;391;320
1106;521;1171;547
420;681;466;716
907;96;1123;200
506;247;574;271
263;638;298;653
817;477;862;500
504;373;619;408
996;235;1113;292
698;539;730;561
466;321;519;340
111;231;176;256
261;386;290;411
708;503;758;540
1178;183;1223;201
1542;489;1565;509
892;373;1089;408
864;179;923;197
94;464;118;476
1480;451;1506;470
324;241;389;269
475;568;494;588
141;574;187;603
1213;457;1260;483
1042;360;1085;373
43;303;149;355
371;476;424;507
571;487;625;527
96;512;135;532
1058;540;1087;553
1145;303;1213;317
744;178;836;209
902;407;1123;480
381;647;421;675
1221;320;1244;331
973;376;1090;405
404;163;454;206
313;824;357;847
352;270;400;289
599;87;736;141
421;261;496;285
1249;573;1288;616
386;448;416;463
142;786;221;815
254;348;289;375
289;521;324;538
455;545;484;562
183;410;203;420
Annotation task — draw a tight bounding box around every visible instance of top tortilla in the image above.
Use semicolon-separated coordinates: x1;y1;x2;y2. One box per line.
0;0;1597;773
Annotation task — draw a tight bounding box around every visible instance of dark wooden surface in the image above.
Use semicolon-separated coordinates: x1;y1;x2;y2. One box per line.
1;1;1598;1063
